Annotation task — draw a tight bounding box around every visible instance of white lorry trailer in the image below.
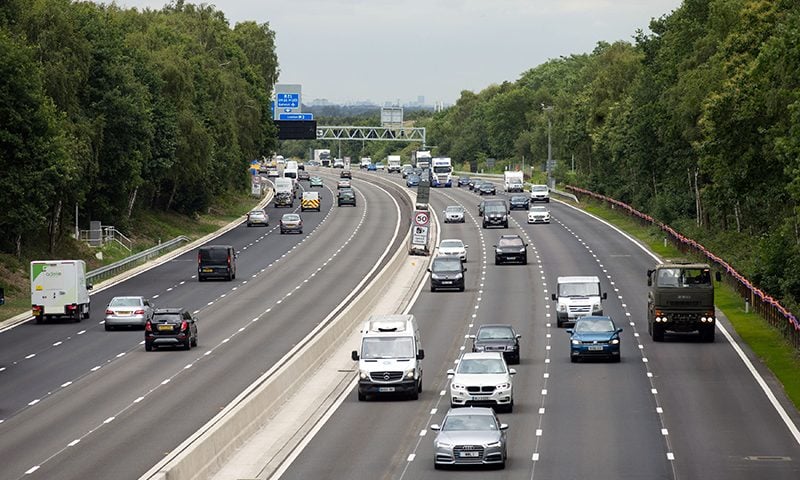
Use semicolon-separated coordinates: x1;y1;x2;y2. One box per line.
504;171;524;193
431;157;453;187
387;155;402;173
31;260;92;323
314;149;331;167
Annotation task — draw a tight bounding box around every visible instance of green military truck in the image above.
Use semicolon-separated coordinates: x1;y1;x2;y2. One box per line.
647;261;720;342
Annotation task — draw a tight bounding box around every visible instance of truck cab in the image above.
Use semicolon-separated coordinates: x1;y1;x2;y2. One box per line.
351;315;424;401
551;276;606;328
431;157;453;187
647;262;719;342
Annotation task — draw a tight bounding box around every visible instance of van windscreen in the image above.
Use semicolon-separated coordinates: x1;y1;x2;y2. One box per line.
361;337;414;359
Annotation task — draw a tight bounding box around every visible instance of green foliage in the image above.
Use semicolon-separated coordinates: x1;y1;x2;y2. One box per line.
0;0;278;257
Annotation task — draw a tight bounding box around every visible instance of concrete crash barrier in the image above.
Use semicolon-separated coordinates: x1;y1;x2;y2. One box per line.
141;177;423;480
566;185;800;348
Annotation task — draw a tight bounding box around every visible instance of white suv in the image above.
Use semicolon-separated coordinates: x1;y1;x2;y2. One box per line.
530;184;550;203
447;352;515;412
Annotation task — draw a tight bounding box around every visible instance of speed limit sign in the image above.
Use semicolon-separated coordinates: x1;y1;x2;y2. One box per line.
413;211;430;227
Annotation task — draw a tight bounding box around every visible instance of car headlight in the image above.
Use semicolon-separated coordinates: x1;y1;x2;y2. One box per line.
431;273;442;280
496;382;511;390
474;345;485;351
360;370;369;379
592;303;602;312
451;383;465;390
558;304;567;312
485;441;502;448
436;441;453;449
610;338;620;345
454;273;463;279
519;248;526;253
571;339;581;345
405;369;416;379
502;215;507;220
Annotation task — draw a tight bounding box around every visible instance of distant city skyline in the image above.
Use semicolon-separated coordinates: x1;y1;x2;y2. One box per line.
110;0;684;105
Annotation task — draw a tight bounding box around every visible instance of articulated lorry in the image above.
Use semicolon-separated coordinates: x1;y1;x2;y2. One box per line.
647;262;720;342
412;150;432;169
31;260;92;323
314;149;331;167
431;157;453;187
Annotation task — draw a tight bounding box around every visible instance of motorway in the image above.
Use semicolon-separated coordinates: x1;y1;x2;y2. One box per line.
0;172;412;479
2;168;800;480
278;172;800;480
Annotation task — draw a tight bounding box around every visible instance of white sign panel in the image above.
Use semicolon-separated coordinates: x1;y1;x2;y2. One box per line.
412;226;428;244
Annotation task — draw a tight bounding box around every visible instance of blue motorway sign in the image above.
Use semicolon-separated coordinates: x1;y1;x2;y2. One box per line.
278;113;314;121
276;93;300;108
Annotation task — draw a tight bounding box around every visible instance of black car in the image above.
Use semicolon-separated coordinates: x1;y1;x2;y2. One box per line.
471;324;521;364
483;204;509;229
340;170;352;179
428;256;467;292
197;245;237;281
458;176;471;187
509;195;530;210
297;170;310;181
145;308;198;351
478;198;506;217
494;235;528;264
338;188;356;206
478;182;497;195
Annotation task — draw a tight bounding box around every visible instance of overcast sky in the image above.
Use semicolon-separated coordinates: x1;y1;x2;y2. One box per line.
110;0;683;105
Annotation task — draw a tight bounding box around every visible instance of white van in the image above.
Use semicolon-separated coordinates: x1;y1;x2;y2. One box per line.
284;160;299;179
351;314;424;401
31;260;92;323
274;177;294;207
551;276;607;328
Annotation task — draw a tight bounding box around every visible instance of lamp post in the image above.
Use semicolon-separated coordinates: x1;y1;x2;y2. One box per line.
541;104;553;173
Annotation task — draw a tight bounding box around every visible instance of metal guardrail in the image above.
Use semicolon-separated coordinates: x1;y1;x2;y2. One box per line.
87;236;189;284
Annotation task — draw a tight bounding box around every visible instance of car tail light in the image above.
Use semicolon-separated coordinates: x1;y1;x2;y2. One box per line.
66;304;77;311
134;309;145;315
145;321;152;332
106;309;114;315
198;252;201;265
181;321;189;331
32;305;42;314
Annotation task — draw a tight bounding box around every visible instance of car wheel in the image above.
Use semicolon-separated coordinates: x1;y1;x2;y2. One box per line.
522;256;527;265
495;258;501;265
652;323;665;342
430;285;436;292
145;343;153;352
613;355;621;363
104;324;112;331
184;338;192;350
434;463;443;470
557;318;564;328
701;325;715;343
409;389;419;400
571;355;578;363
505;401;513;413
358;390;366;401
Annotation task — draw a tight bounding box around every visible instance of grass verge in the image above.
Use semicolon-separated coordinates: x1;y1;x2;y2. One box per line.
0;192;260;322
580;198;800;410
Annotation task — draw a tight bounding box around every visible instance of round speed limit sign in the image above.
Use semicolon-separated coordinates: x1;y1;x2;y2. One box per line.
414;211;430;227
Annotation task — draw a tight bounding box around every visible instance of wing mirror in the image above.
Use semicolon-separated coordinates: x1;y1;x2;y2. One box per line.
566;329;574;334
446;369;455;377
602;292;608;300
509;368;517;375
351;350;359;361
551;293;557;301
499;423;509;430
715;271;722;282
430;424;441;431
616;328;623;334
417;349;425;360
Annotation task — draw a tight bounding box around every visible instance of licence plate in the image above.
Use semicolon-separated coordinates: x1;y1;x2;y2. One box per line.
378;387;395;393
118;311;131;316
157;324;174;332
202;268;213;272
441;281;452;285
471;396;486;401
459;451;480;458
588;345;604;351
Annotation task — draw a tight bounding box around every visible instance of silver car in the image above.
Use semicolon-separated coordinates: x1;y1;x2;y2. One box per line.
246;209;269;227
443;205;465;223
431;407;508;469
104;296;154;330
280;213;303;234
438;239;468;262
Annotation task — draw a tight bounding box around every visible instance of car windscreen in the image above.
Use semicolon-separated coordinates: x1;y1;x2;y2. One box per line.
497;237;523;247
485;205;506;214
361;337;415;359
200;247;229;264
511;196;527;202
480;183;494;188
445;206;463;213
432;258;462;272
153;313;182;323
440;240;463;249
559;282;600;296
531;207;547;212
109;297;142;307
443;414;498;431
249;211;265;216
532;185;548;192
477;327;514;340
575;319;615;333
457;358;506;374
283;215;300;222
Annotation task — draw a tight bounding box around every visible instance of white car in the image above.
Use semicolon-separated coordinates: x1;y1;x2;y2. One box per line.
448;352;515;412
438;239;468;262
443;205;465;223
528;206;551;224
530;184;550;203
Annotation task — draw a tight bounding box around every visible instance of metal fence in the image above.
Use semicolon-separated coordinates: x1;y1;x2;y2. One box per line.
566;185;800;349
87;236;189;284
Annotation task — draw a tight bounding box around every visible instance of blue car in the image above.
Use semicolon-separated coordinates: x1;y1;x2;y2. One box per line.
567;316;622;363
406;174;421;187
367;163;377;171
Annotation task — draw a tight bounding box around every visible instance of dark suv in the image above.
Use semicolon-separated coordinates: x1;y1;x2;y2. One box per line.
338;188;356;206
471;324;521;364
145;308;198;351
483;204;509;229
494;235;528;264
428;256;467;292
198;245;237;281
